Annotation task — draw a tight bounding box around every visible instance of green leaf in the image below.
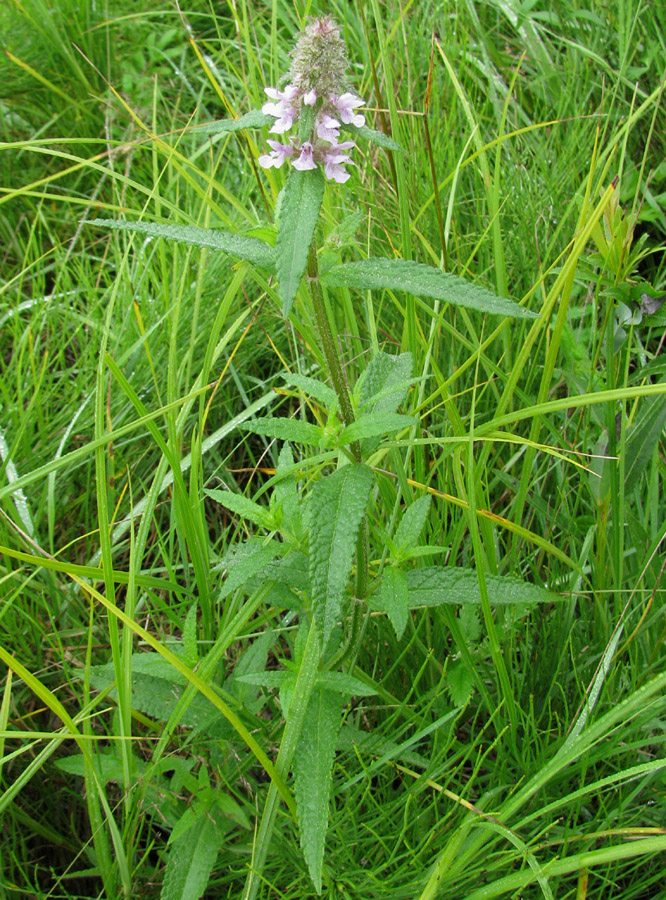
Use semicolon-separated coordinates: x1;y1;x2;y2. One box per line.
323;259;537;318
349;124;406;153
394;495;432;552
241;416;324;446
276;168;325;317
86;219;275;271
274;444;303;541
190;109;273;135
624;388;666;494
292;686;345;893
358;351;414;413
161;802;226;900
376;566;410;639
338;412;415;446
316;671;377;697
89;655;228;735
216;539;283;600
336;723;428;770
406;567;559;607
205;488;274;530
447;659;475;706
309;464;375;647
283;374;338;411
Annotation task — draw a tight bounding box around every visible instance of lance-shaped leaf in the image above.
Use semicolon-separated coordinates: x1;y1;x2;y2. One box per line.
624;388;666;495
205;489;275;530
161;800;228;900
338;412;415;446
375;565;410;639
406;567;560;607
86;219;276;271
309;464;374;646
323;259;537;319
283;374;338;412
190;109;274;135
394;495;431;552
276;168;325;317
240;416;324;446
346;123;406;153
292;686;345;894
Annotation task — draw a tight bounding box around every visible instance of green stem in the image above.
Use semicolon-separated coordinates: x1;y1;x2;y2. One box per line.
306;246;361;463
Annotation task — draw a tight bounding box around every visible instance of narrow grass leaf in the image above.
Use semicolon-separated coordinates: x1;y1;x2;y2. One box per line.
86;219;275;271
276;168;325;317
292;686;345;893
407;567;559;606
323;259;537;318
310;464;375;646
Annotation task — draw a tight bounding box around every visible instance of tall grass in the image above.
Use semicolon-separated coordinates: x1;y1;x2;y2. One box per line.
1;1;665;898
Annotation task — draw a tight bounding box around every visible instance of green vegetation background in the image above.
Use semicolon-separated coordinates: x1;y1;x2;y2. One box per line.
1;0;665;898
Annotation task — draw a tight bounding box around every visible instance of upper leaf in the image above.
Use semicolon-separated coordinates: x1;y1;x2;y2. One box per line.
323;259;538;318
309;464;375;647
394;495;432;551
276;168;325;317
190;109;274;135
406;567;560;606
86;219;276;271
348;124;406;154
240;416;324;446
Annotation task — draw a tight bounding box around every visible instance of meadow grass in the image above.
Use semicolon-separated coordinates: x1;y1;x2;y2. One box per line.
1;0;665;898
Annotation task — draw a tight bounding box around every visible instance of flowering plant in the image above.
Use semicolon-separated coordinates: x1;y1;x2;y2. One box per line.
87;14;538;899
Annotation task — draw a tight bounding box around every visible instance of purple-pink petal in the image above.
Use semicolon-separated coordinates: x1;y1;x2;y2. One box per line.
292;142;317;171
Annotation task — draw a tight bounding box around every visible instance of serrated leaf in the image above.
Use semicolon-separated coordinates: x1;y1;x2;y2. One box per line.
447;659;475;706
89;654;228;735
624;388;666;494
284;374;338;411
191;109;273;135
377;566;409;639
276;168;325;317
226;627;276;713
217;540;282;600
406;567;559;607
292;686;345;893
182;603;199;666
235;671;290;689
309;464;375;647
316;671;377;697
274;444;303;541
323;259;537;318
205;488;274;529
349;124;406;153
338;412;415;446
160;804;226;900
86;219;275;271
241;416;324;446
394;495;431;551
358;351;414;414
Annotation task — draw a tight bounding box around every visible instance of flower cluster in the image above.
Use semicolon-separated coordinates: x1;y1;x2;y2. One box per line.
258;17;365;184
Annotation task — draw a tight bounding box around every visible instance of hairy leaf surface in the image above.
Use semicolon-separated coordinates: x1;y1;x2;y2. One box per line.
406;567;559;606
309;464;375;646
276;168;325;317
324;259;537;318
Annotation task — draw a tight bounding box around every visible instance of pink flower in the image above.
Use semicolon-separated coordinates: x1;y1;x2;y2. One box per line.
292;142;317;171
331;92;365;127
262;84;299;134
323;141;355;183
316;113;341;143
258;139;294;169
303;88;317;106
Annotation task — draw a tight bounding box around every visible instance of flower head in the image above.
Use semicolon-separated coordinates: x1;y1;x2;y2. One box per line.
257;17;366;185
